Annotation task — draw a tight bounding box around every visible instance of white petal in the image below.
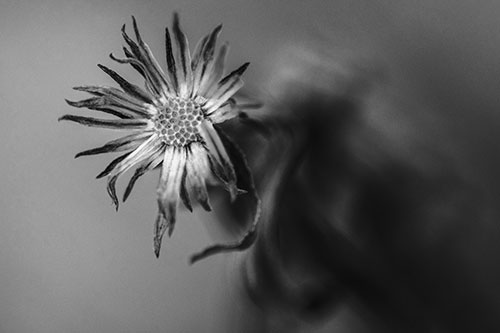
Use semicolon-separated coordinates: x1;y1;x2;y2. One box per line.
108;134;162;177
203;78;244;114
198;121;237;198
198;43;228;96
206;100;239;124
158;146;187;204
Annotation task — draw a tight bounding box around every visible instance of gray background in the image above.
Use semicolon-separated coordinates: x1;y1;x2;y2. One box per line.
2;0;500;332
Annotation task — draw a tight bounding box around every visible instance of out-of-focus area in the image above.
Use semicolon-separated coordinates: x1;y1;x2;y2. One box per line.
2;0;500;332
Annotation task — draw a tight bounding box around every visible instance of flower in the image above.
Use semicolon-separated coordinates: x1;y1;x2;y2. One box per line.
59;14;260;263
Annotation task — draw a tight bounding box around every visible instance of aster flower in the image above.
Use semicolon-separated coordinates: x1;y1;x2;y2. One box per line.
59;14;261;263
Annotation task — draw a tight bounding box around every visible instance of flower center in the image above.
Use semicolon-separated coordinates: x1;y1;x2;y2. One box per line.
153;97;204;147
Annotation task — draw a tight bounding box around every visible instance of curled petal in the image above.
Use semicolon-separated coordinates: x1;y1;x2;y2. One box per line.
107;175;119;210
105;135;163;210
186;143;212;211
180;166;193;212
109;52;159;96
123;147;164;202
199;120;238;199
108;135;162;178
122;46;145;76
96;152;131;179
153;202;175;258
190;131;260;264
72;85;153;118
65;98;133;119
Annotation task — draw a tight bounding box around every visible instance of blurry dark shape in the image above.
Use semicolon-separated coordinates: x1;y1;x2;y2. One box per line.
218;46;500;332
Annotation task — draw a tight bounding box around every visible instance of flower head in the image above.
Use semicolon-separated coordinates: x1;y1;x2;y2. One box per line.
60;14;260;262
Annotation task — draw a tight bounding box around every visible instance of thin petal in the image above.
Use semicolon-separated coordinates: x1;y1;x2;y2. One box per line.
204;78;244;115
97;64;153;103
58;115;149;130
75;132;151;158
190;35;209;95
154;146;186;257
118;21;170;99
72;85;153;118
123;147;164;202
106;175;120;210
96;152;131;179
186;143;212;211
122;46;145;76
198;43;228;96
198;120;238;200
191;24;222;96
108;135;161;178
109;52;159;97
203;63;249;113
172;12;193;97
219;62;250;86
206;99;239;124
179;166;193;212
65;98;133;119
165;27;178;93
190;131;261;264
190;35;209;73
131;17;173;96
157;147;187;233
153;203;174;258
106;135;163;209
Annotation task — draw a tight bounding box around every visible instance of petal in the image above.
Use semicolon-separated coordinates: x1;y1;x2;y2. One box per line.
122;46;145;77
118;20;171;99
186;143;212;211
190;35;209;73
75;132;151;158
164;27;178;93
108;135;162;178
198;120;238;200
203;63;249;113
190;35;210;95
191;24;222;96
106;135;163;209
96;152;131;179
153;203;173;258
97;64;154;104
179;166;192;212
109;52;160;97
65;98;133;119
72;85;153;118
123;144;165;202
154;146;187;257
206;99;239;124
172;13;193;97
157;147;187;231
131;17;174;96
198;43;228;96
58;115;149;130
190;131;260;264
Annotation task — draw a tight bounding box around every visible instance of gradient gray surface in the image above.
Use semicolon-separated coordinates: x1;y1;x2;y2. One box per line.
2;1;500;332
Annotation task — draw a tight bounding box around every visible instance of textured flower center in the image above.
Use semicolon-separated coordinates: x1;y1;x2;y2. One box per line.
153;97;204;146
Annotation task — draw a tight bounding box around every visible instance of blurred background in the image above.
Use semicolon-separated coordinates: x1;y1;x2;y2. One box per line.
2;0;500;332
